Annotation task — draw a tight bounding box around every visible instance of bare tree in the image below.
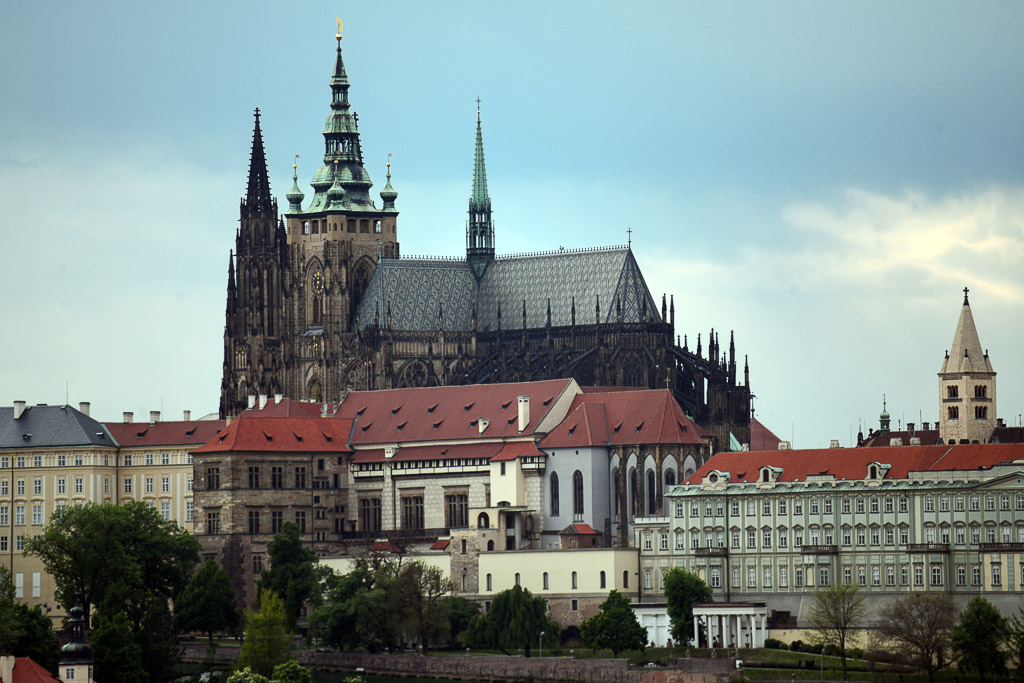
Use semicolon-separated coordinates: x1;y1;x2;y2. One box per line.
809;583;867;678
875;593;955;681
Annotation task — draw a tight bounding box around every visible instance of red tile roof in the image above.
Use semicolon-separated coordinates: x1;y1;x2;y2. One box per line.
430;539;451;550
193;416;353;454
686;443;1024;484
105;419;225;448
491;440;546;461
862;429;941;447
9;658;61;683
561;523;599;535
351;441;503;464
337;379;576;445
369;541;402;553
239;397;331;418
541;389;709;448
749;418;782;452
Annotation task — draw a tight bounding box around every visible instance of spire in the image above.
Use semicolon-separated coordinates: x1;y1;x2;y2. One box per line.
380;153;398;211
226;251;236;318
466;99;495;278
245;108;273;210
941;287;994;375
286;156;305;212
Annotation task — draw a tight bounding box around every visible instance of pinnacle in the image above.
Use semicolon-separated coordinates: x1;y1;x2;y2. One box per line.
245;109;273;207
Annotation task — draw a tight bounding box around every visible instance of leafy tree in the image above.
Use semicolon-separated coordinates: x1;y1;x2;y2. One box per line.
875;592;954;681
309;566;371;651
663;567;712;644
271;660;313;683
396;560;453;652
441;595;481;647
25;501;199;630
464;585;559;657
0;568;60;673
257;521;320;632
1004;605;1024;670
91;611;150;683
237;589;293;678
580;590;647;657
175;558;242;644
808;582;867;678
951;596;1007;683
227;668;270;683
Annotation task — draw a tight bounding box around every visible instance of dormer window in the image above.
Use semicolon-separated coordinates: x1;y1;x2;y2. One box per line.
762;470;770;483
866;462;891;481
869;465;877;480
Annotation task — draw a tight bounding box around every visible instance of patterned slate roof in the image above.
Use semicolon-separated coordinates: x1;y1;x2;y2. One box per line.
356;247;661;332
1;404;115;449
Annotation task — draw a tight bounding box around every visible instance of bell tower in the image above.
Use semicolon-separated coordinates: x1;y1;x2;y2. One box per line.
939;288;996;444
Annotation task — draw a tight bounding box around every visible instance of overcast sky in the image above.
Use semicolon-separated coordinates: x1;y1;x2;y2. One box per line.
2;1;1022;447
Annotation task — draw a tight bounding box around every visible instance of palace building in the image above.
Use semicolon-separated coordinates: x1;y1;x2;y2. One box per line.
219;26;753;451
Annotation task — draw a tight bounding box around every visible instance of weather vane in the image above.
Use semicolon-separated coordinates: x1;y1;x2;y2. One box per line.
336;17;343;39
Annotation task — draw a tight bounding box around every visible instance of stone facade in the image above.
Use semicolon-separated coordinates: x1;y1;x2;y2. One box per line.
939;291;997;445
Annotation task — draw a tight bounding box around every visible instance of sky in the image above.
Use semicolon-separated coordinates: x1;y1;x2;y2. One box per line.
2;1;1023;448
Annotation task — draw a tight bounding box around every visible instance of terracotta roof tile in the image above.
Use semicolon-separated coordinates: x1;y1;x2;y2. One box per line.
11;657;61;683
430;539;450;550
491;441;545;461
749;418;782;451
239;397;330;418
105;419;225;448
193;416;353;454
351;441;503;464
560;523;599;535
337;379;575;444
863;429;942;447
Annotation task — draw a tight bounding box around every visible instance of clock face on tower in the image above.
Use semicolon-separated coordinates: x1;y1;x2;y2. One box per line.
312;271;324;295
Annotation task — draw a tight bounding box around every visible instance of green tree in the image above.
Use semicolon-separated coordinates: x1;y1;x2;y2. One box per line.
227;668;271;683
1004;605;1024;671
309;567;371;651
271;660;313;683
580;590;648;657
91;611;150;683
174;558;242;644
951;596;1007;683
441;595;481;647
464;585;559;657
808;582;867;678
257;521;320;632
875;592;955;682
396;560;453;653
237;589;293;677
663;567;712;644
0;568;60;673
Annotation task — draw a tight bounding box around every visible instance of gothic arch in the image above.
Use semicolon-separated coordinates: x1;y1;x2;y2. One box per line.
305;258;325;328
621;351;644;387
350;256;375;327
304;363;322;403
397;359;429;388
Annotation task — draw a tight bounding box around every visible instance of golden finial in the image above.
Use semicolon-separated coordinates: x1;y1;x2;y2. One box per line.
293;153;300;170
336;17;343;41
387;152;392;169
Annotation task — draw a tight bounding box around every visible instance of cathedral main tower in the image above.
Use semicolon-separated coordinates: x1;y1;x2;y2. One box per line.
938;288;996;444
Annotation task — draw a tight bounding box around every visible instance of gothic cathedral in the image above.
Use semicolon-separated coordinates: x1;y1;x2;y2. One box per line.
221;28;753;449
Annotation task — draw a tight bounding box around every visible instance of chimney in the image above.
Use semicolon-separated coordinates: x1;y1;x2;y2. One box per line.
123;411;133;423
997;418;1005;428
183;410;191;421
778;441;791;450
13;401;26;420
275;393;283;404
922;421;930;430
517;396;530;432
907;422;915;432
247;394;256;409
385;447;396;460
478;418;490;435
149;411;160;424
829;439;841;449
259;394;268;409
78;402;90;417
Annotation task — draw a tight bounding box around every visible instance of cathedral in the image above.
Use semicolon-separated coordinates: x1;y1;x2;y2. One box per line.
220;27;752;449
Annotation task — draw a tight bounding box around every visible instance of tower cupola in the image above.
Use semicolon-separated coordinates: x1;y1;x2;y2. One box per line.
286;157;305;212
380;154;398;211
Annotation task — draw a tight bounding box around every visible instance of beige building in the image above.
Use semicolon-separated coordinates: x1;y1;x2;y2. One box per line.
939;289;997;445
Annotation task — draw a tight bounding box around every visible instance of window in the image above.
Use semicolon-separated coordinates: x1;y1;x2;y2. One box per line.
824;499;832;514
819;567;829;586
549;473;559;515
824;528;834;545
747;529;756;549
810;499;819;515
644;533;653;551
748;568;756;588
954;495;965;511
159;501;170;521
716;501;724;516
779;567;788;588
660;533;669;551
842;499;851;514
162;452;170;465
747;500;756;515
1017;495;1024;511
0;507;6;526
0;537;6;552
571;599;579;611
253;554;264;575
402;495;424;529
931;566;943;586
971;526;981;544
731;500;740;516
295;467;306;489
1001;495;1011;511
948;406;959;420
623;570;629;588
572;571;578;589
359;498;382;531
161;476;169;493
676;533;685;550
795;568;803;587
940;496;950;512
295;510;306;533
185;501;194;522
887;566;895;586
248;466;260;489
515;573;521;586
926;527;936;543
914;565;924;586
486;574;493;591
271;510;284;534
970;495;980;511
976;406;988;419
186;475;193;492
731;530;740;549
857;566;866;586
779;529;788;548
956;526;966;545
57;477;66;495
541;572;549;590
871;566;880;586
15;457;24;468
842;528;852;546
886;527;895;545
986;495;995;511
778;500;787;515
123;478;132;494
993;565;1002;586
763;529;772;548
74;454;83;466
15;506;26;527
710;569;721;588
763;500;771;515
445;492;469;528
207;467;220;490
900;497;909;513
248;510;260;533
33;478;41;495
795;529;803;547
32;505;42;525
871;527;880;546
857;528;866;546
600;570;606;588
884;497;893;513
987;526;996;543
0;480;5;496
706;502;713;517
206;511;220;534
842;567;851;585
573;470;584;516
145;476;154;493
900;526;910;544
856;498;865;513
15;536;23;552
123;454;132;466
271;467;283;488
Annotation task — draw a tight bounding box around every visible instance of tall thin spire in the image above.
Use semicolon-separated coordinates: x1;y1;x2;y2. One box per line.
467;98;495;279
245;108;273;209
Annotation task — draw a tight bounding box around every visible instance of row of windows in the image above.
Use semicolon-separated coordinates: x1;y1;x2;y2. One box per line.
206;466;305;490
0;453;192;468
122;452;191;466
357;493;469;531
549;471;586;517
703;562;1016;591
484;569;624;592
946;384;989;399
3;474;194;496
679;493;1024;520
123;475;193;494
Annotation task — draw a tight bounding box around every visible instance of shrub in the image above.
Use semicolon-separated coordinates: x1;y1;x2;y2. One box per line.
789;640;805;652
764;638;786;650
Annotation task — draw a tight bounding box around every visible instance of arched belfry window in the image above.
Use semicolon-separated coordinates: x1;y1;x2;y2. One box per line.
572;471;584;517
550;473;560;516
665;469;676;489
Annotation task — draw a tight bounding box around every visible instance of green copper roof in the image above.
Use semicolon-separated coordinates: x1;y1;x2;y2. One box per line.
471;110;490;209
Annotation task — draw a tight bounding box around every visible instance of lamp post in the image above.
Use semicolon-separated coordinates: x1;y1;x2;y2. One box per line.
820;647;825;681
540;630;545;659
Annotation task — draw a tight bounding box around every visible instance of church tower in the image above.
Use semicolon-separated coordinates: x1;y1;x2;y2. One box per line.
220;109;287;418
466;104;494;278
939;288;996;444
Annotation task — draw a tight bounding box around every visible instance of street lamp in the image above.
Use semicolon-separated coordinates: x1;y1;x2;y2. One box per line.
820;647;825;681
540;630;545;659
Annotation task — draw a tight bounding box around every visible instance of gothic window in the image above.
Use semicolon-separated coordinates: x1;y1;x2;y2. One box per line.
665;469;676;490
975;406;988;419
975;385;987;398
572;471;584;517
647;470;657;515
630;469;639;517
948;406;959;420
550;473;559;516
947;385;959;399
622;353;643;387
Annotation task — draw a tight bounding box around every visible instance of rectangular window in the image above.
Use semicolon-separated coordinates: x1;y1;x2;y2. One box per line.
676;533;685;550
160;501;170;521
794;500;803;515
15;536;24;552
886;527;895;545
644;533;653;551
716;501;724;516
779;500;787;515
206;511;220;534
74;454;83;466
972;565;982;585
123;478;132;494
780;567;788;588
57;477;66;494
691;502;700;517
731;500;740;516
842;499;851;514
970;496;980;511
253;554;264;575
1001;495;1011;511
748;568;756;588
706;503;713;517
124;454;132;466
763;529;772;548
161;476;169;493
294;467;306;489
271;467;283;489
914;565;924;586
887;566;895;586
271;510;284;534
810;528;819;544
940;496;950;512
932;566;943;587
145;453;154;466
675;502;684;518
795;568;803;587
207;467;220;490
0;480;6;496
857;566;866;586
956;566;966;586
1017;495;1024;511
824;499;832;514
445;492;469;528
884;497;894;513
359;499;381;532
33;456;41;468
747;500;756;515
955;496;965;511
795;530;803;547
33;478;42;495
925;497;935;512
747;530;756;549
248;466;260;489
763;500;771;515
842;528;852;547
145;476;154;493
56;454;66;467
295;510;306;533
901;527;910;544
856;498;865;513
660;534;669;551
0;537;6;552
819;567;829;586
899;497;908;513
74;477;83;494
779;530;788;548
972;526;981;544
186;501;194;522
731;530;739;549
871;528;880;546
0;506;7;526
186;475;193;492
857;528;866;546
956;527;966;545
16;457;25;468
402;495;424;529
710;569;721;588
810;499;819;515
161;453;170;465
993;565;1002;586
31;505;42;525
